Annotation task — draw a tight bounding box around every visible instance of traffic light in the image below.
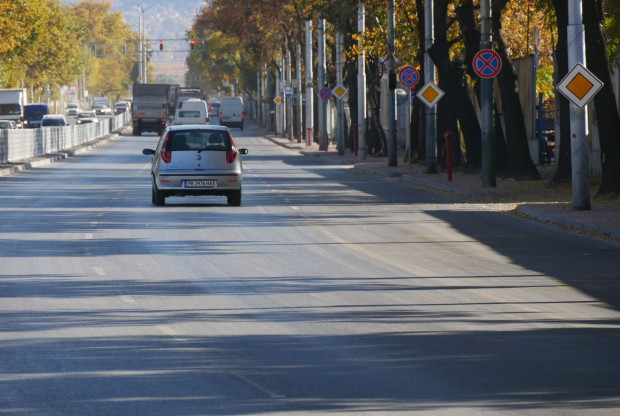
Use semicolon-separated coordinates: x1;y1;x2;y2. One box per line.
159;40;163;51
190;39;195;50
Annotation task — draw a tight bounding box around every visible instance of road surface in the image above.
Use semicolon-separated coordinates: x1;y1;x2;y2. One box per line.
1;126;619;415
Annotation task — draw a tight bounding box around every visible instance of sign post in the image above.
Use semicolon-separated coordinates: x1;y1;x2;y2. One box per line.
399;66;420;169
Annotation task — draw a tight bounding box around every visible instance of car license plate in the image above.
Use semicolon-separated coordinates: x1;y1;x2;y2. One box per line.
184;180;215;188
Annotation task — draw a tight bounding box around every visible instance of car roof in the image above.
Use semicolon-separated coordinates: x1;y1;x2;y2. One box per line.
166;124;228;132
42;114;66;119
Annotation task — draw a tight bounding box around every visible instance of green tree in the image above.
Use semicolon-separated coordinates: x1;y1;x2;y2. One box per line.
0;0;84;93
72;0;140;99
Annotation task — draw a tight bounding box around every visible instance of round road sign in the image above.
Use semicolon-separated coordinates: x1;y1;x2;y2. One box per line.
399;66;420;88
319;86;332;101
473;49;502;79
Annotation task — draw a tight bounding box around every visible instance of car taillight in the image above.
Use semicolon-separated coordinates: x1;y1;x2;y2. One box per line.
161;134;172;163
226;148;237;163
226;133;238;163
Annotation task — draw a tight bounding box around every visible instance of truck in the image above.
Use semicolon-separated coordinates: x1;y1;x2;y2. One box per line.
92;97;110;107
0;89;28;127
23;103;50;128
131;84;173;135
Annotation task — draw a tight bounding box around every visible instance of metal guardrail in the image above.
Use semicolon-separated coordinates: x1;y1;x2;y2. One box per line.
0;111;131;164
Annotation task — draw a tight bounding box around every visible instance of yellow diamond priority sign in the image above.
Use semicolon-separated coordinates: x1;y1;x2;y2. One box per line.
331;83;348;100
556;63;603;108
416;82;445;108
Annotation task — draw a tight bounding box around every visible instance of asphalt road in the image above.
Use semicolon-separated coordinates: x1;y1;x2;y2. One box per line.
0;126;619;415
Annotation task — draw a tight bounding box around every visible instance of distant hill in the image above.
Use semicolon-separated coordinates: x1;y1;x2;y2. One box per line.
65;0;206;82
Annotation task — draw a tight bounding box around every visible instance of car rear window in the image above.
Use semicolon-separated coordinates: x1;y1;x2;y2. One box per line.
42;118;65;126
168;130;230;151
178;111;201;118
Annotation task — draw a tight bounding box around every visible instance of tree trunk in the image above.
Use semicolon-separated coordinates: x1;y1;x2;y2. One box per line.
428;0;460;168
492;0;540;179
583;0;620;197
550;0;572;185
455;0;483;171
366;57;387;156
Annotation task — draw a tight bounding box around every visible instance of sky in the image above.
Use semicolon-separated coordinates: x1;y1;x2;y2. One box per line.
65;0;206;83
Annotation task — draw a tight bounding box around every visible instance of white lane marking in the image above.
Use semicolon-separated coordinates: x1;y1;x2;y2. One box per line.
157;325;177;336
85;233;93;240
119;294;136;303
157;325;186;342
93;267;106;276
229;372;286;398
290;206;299;211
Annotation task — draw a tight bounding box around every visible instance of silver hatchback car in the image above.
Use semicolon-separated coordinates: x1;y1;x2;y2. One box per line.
142;125;248;206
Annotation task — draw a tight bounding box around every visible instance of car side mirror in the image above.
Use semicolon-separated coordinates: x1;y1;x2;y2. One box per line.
239;148;248;155
142;149;155;155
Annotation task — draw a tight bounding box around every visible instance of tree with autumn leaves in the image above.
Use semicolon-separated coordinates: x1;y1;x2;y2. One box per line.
0;0;143;103
188;0;620;197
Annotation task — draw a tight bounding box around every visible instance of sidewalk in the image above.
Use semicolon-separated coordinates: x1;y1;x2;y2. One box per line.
263;131;620;243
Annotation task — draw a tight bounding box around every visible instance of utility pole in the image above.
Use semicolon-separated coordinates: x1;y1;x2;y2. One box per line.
532;27;539;164
141;5;147;84
280;54;286;136
318;15;328;150
287;46;293;141
387;0;397;166
305;21;314;146
336;31;345;155
480;0;496;186
257;70;261;127
568;0;591;209
424;0;437;173
357;2;367;160
297;41;303;142
138;5;143;84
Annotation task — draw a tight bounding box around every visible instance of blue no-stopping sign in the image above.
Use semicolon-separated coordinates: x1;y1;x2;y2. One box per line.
399;66;420;88
473;49;502;79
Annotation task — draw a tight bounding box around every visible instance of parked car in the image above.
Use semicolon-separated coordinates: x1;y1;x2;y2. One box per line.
76;111;98;124
0;120;18;129
40;114;68;127
142;125;248;206
93;104;113;116
219;96;244;129
66;103;80;117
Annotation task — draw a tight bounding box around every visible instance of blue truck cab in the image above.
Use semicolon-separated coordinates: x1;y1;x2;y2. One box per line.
23;103;50;128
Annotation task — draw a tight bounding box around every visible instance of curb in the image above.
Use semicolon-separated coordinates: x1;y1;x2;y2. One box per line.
263;132;619;242
515;204;620;241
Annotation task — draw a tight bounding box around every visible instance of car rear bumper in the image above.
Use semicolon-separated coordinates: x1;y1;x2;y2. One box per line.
155;172;242;195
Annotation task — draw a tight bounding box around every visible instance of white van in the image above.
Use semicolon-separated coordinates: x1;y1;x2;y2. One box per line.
172;99;209;125
219;96;244;130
